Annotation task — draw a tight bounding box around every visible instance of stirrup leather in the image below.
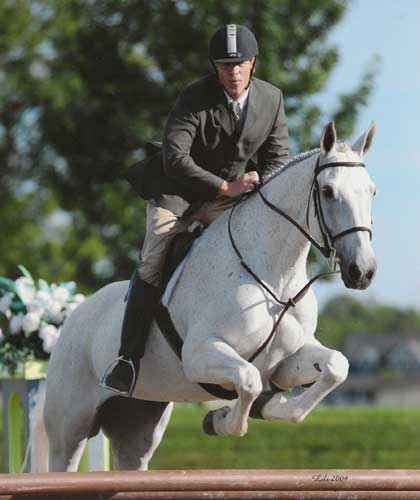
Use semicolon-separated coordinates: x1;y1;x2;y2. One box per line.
99;356;137;397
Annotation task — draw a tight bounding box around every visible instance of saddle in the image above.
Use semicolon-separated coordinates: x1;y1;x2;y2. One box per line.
159;226;203;292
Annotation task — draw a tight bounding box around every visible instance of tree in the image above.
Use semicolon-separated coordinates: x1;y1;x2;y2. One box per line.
0;0;378;290
0;1;59;281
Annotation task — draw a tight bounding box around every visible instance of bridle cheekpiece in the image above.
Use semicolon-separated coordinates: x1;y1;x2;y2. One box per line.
307;157;372;269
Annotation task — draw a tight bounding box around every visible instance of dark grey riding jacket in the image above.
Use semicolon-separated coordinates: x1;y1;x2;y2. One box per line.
127;74;288;215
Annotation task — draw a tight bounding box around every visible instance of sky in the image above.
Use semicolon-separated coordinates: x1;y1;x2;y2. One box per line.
313;0;420;310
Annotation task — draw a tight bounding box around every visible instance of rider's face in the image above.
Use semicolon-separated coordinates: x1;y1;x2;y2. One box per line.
215;58;255;100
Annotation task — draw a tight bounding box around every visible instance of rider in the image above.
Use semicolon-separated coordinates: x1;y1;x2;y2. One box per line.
102;24;289;396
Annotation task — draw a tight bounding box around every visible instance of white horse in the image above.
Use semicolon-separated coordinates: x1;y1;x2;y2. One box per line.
40;121;377;471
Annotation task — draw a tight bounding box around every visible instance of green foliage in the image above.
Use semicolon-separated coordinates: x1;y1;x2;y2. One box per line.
151;404;420;469
317;295;420;348
0;0;378;291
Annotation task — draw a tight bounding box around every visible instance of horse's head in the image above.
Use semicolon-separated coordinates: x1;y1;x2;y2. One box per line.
316;121;377;289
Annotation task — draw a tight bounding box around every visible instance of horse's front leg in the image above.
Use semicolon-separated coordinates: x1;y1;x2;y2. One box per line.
182;335;263;437
252;340;349;423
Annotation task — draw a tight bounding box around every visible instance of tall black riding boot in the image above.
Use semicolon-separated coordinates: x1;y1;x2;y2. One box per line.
101;271;160;396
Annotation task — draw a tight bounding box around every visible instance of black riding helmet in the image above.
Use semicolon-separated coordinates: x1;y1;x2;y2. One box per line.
209;24;259;65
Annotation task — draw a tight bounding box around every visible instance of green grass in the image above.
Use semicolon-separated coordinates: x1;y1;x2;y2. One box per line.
151;404;420;469
1;404;420;471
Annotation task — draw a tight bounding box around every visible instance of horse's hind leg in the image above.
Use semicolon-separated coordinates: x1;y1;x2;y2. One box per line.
45;396;97;472
251;340;349;423
100;397;173;470
182;335;263;437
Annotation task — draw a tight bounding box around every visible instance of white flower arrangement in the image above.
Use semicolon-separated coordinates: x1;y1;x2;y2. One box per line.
0;265;86;375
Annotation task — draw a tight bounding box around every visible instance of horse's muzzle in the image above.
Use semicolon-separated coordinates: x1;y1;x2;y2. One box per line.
341;258;377;290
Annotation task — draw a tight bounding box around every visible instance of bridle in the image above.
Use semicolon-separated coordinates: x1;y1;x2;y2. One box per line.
225;156;373;372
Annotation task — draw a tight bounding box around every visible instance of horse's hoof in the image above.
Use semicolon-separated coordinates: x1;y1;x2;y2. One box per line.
202;406;230;436
202;410;218;435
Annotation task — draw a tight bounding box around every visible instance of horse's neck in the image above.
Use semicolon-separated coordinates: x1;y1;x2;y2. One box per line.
234;154;319;289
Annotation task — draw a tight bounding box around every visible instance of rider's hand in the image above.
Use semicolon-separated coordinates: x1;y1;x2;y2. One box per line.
219;171;260;198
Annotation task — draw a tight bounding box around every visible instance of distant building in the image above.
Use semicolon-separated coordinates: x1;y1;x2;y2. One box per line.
327;333;420;405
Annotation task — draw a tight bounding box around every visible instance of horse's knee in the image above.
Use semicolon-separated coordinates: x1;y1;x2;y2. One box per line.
324;351;349;384
235;364;263;399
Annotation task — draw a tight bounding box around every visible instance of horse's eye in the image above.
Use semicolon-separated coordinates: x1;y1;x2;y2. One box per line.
322;185;335;200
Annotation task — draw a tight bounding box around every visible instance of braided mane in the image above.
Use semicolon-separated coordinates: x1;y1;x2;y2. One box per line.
262;148;320;185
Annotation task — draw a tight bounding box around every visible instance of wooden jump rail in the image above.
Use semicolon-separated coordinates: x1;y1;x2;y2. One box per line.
1;470;420;499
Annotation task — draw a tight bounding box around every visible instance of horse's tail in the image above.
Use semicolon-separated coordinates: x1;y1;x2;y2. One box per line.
25;381;49;472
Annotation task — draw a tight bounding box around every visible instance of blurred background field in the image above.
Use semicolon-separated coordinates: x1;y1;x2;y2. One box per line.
150;404;420;469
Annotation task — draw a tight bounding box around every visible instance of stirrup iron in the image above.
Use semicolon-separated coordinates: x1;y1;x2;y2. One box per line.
99;356;137;397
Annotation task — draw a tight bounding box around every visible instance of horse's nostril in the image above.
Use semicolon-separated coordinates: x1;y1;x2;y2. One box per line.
349;263;362;281
366;269;375;281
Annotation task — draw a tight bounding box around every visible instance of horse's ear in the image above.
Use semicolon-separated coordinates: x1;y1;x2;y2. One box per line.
352;121;376;156
320;121;337;155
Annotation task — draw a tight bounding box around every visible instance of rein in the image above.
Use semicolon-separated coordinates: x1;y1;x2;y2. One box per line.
228;156;371;363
